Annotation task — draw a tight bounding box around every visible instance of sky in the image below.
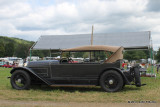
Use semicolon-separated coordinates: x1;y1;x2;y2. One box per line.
0;0;160;50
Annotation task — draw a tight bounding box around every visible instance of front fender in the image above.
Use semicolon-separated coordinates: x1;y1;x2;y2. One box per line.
10;67;52;85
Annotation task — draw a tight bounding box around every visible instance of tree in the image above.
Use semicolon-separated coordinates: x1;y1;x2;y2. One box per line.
124;50;148;61
74;52;84;58
0;42;5;57
5;42;14;57
15;44;31;58
95;51;106;60
32;50;44;58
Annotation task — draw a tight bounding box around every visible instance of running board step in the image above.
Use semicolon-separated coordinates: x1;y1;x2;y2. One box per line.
50;84;96;87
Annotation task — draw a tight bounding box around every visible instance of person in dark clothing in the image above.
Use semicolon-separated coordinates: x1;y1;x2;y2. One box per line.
157;64;160;74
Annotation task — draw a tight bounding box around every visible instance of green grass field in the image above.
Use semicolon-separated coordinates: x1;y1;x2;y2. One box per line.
0;67;160;103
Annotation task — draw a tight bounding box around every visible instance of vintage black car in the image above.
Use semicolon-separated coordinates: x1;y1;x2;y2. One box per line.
10;45;142;92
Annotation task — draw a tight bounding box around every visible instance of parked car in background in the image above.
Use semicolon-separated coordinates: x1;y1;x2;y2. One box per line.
2;62;16;68
27;56;39;61
10;45;143;92
0;62;6;67
0;58;8;67
0;60;6;67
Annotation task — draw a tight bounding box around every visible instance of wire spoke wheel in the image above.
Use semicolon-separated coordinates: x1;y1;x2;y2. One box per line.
100;70;123;92
104;75;118;89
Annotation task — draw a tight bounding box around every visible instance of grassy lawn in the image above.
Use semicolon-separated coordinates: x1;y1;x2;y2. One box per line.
0;67;160;103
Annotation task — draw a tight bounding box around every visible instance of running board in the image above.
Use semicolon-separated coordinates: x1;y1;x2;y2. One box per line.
50;84;96;87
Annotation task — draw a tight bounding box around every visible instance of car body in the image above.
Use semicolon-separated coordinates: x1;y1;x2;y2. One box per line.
10;45;142;92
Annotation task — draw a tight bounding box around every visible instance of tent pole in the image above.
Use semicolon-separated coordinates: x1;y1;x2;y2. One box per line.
152;49;156;78
90;25;94;62
69;51;71;57
149;31;154;77
91;25;94;45
150;47;153;74
30;49;32;61
50;49;51;57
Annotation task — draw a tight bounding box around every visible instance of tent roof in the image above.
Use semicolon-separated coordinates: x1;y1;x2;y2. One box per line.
32;31;151;50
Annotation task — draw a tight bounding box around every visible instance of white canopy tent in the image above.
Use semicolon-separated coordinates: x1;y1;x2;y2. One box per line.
32;31;151;50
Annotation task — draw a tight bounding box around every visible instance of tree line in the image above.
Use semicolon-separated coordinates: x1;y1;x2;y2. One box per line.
0;36;50;59
0;41;51;59
0;42;30;58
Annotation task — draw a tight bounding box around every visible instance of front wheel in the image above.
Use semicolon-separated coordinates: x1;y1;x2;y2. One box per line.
100;70;124;92
11;70;31;90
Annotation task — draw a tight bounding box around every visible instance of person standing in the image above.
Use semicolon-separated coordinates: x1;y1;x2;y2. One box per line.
157;64;160;74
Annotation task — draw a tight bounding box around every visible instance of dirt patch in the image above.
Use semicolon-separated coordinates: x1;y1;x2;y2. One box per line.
0;100;158;107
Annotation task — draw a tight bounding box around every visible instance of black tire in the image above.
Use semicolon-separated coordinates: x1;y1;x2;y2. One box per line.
100;70;124;92
134;67;141;87
11;70;31;90
122;82;125;89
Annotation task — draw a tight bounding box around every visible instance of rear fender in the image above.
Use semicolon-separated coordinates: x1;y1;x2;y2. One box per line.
10;67;52;85
100;67;131;85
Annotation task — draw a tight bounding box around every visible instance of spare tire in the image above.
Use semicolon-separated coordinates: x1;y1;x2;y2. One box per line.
134;67;141;87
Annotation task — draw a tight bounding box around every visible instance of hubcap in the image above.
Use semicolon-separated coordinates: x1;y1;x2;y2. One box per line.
109;79;114;84
17;79;21;83
104;74;118;89
14;75;26;88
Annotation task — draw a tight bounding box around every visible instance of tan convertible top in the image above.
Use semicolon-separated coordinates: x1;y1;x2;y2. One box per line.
62;45;124;63
62;45;121;52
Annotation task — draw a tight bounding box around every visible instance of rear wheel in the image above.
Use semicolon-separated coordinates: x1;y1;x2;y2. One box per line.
11;70;31;90
100;70;124;92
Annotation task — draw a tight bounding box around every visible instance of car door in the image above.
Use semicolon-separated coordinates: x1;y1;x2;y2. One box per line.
50;63;101;84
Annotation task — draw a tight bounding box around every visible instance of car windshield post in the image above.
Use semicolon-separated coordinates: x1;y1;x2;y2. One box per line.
60;51;62;62
94;51;96;62
69;51;71;58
